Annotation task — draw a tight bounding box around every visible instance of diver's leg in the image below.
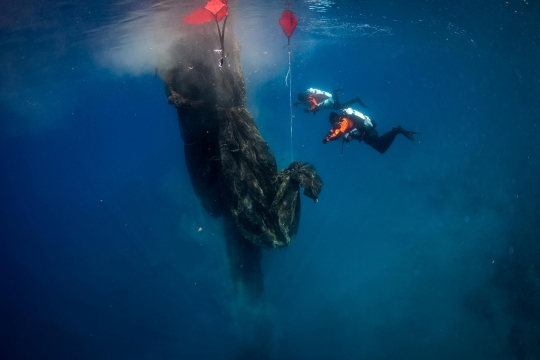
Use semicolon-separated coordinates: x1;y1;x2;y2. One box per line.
392;126;420;141
363;128;398;154
340;98;357;109
340;96;369;109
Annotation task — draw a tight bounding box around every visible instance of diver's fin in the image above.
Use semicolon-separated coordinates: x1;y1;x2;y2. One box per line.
393;126;420;141
356;97;369;109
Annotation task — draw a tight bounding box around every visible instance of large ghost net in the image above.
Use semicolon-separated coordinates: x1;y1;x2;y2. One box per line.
160;3;322;301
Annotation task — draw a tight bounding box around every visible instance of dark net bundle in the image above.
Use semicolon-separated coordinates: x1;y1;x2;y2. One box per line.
161;20;322;251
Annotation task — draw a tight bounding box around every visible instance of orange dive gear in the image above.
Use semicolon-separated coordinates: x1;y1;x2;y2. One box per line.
325;117;356;142
307;95;318;110
306;93;330;111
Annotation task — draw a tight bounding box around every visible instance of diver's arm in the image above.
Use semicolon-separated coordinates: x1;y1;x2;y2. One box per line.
324;130;343;142
325;118;353;142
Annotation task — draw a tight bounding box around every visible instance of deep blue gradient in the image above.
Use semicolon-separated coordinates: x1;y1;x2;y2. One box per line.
1;1;539;359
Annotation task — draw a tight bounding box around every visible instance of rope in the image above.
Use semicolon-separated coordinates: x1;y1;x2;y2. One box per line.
285;48;293;162
217;16;245;100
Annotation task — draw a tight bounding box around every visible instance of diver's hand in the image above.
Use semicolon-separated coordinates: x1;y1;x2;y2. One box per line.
322;138;328;144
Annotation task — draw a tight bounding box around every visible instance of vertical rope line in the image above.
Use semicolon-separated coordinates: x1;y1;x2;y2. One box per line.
285;48;293;162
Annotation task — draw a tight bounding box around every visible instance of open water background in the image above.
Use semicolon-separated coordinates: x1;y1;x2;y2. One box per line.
1;0;539;359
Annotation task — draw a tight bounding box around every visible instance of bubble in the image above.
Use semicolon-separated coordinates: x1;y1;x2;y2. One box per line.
302;17;393;38
508;247;514;255
464;216;470;223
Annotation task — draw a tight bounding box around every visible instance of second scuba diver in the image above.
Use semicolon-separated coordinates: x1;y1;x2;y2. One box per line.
322;108;420;154
294;88;368;115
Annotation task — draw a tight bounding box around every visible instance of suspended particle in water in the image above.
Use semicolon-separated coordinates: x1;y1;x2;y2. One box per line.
508;247;514;255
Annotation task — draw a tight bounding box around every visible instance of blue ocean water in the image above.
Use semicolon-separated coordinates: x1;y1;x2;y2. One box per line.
1;0;539;359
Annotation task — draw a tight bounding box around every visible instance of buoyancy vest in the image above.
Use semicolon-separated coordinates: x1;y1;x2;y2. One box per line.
325;117;356;142
342;108;375;131
306;88;334;109
306;95;320;110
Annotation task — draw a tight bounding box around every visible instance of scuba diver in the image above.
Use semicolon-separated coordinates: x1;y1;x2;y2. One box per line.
294;88;368;115
322;108;420;154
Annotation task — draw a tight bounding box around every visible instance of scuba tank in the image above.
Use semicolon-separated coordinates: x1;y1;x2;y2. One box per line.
343;108;375;130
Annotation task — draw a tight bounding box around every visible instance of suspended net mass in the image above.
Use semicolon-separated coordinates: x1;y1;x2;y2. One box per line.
161;0;323;300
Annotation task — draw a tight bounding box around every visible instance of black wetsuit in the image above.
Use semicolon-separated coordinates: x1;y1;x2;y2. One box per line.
346;115;400;154
360;128;400;154
332;89;367;110
325;110;418;153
